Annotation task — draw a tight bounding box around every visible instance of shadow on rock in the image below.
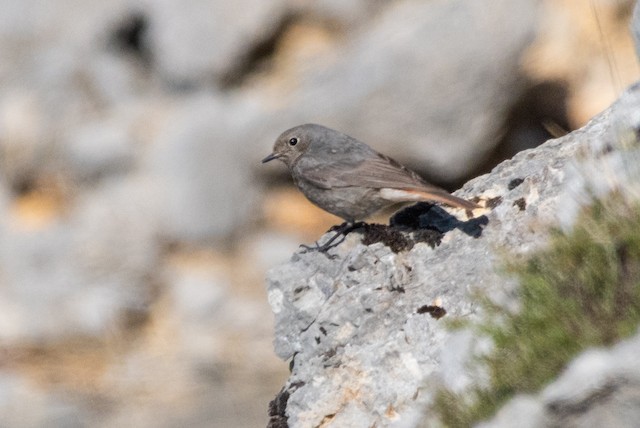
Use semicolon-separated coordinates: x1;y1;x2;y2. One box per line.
350;202;488;254
390;202;489;238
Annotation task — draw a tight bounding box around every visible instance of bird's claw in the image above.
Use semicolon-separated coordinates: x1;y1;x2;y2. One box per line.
298;221;365;257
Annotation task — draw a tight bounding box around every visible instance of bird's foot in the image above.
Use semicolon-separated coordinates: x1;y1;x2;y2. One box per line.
300;221;365;256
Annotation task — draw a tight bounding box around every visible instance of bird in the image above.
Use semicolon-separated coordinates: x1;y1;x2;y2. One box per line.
262;123;479;251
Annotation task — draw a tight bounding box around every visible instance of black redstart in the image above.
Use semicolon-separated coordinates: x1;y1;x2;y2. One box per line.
262;124;480;249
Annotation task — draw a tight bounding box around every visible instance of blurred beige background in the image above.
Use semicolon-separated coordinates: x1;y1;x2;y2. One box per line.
0;0;638;426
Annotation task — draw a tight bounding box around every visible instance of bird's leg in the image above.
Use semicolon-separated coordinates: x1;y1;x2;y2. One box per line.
300;221;365;254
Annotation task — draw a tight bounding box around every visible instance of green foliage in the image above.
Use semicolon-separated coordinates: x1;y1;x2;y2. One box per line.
435;197;640;427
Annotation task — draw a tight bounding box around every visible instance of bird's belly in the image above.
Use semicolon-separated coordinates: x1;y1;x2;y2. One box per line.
297;182;389;221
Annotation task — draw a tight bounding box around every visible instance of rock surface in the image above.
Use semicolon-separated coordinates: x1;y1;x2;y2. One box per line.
264;83;640;427
480;329;640;428
0;0;637;426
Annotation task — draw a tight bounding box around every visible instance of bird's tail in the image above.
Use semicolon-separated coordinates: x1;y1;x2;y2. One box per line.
379;187;480;210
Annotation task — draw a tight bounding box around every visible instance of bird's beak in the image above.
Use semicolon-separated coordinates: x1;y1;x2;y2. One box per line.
261;152;281;163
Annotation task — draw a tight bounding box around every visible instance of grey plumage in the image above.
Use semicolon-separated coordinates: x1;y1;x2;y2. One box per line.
263;124;479;222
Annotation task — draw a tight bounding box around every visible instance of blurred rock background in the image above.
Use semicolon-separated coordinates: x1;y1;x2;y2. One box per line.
0;0;637;426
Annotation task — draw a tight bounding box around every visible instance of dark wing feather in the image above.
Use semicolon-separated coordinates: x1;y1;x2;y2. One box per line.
299;151;437;191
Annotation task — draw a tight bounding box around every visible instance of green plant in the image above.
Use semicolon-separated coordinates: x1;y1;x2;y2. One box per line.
435;196;640;427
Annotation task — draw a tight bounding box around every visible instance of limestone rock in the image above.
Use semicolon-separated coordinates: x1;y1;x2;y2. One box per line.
264;83;640;427
481;330;640;428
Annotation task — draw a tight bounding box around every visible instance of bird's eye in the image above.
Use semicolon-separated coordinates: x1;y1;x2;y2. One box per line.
288;137;298;146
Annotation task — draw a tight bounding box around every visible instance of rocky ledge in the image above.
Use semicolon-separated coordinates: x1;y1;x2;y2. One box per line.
264;82;640;428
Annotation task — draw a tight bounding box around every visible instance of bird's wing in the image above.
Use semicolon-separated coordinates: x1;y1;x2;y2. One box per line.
297;152;479;210
298;151;431;190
